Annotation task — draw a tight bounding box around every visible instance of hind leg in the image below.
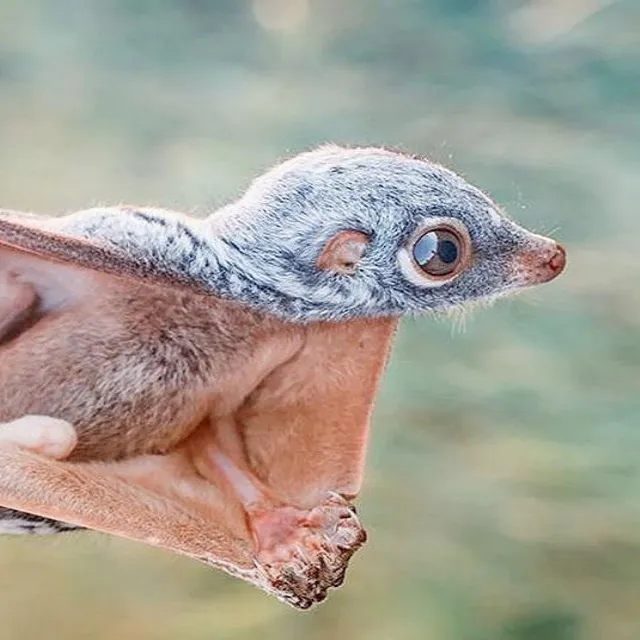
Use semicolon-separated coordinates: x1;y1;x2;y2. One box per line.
190;418;366;609
0;415;82;534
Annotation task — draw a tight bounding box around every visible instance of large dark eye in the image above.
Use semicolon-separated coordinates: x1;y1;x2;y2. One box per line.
412;227;465;277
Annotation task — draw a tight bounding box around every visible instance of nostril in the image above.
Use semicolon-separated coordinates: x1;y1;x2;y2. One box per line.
548;244;566;273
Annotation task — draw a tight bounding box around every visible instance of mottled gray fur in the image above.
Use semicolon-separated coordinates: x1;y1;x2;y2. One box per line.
24;144;543;323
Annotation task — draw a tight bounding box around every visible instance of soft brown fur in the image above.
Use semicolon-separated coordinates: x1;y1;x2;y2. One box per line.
0;233;397;608
0;209;564;608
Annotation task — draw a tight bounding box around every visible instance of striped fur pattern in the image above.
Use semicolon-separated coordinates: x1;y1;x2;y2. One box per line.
0;507;81;535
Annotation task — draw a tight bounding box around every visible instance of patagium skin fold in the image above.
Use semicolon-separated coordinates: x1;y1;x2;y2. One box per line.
33;144;558;323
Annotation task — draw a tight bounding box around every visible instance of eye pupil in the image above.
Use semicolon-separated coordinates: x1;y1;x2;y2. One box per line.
410;226;466;278
438;239;458;264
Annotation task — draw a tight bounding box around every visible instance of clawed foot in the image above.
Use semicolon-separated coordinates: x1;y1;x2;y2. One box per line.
248;493;367;609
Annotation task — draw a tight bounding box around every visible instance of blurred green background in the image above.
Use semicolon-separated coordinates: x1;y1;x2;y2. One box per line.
0;0;638;638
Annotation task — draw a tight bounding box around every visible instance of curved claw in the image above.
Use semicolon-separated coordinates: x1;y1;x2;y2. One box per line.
249;493;367;609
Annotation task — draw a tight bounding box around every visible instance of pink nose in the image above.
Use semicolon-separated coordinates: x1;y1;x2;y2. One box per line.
547;244;566;277
515;241;567;287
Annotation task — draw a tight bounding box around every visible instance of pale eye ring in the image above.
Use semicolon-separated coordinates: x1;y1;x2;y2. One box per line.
411;225;469;279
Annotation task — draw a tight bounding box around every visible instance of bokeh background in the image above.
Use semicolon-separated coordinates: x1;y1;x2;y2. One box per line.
0;0;638;638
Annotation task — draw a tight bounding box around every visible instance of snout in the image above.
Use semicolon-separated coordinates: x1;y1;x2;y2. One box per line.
511;240;566;287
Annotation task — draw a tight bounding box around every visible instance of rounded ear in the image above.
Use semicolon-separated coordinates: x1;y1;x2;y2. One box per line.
317;231;369;274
